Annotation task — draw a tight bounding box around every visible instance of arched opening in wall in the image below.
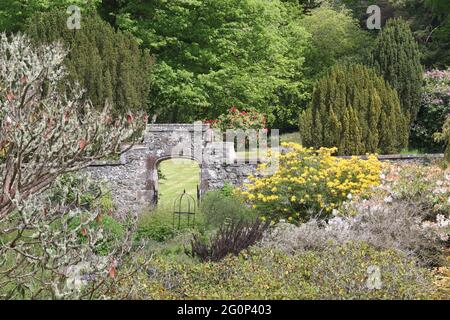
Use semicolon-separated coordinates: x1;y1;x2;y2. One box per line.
156;158;201;211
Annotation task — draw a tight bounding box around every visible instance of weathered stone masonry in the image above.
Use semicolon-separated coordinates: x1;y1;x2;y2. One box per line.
86;123;444;217
86;124;259;216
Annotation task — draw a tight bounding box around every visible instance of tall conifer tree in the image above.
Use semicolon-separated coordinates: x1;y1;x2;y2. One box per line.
299;64;408;155
369;18;423;124
26;11;154;115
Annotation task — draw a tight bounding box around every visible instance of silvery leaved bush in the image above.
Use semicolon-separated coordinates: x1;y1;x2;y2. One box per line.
0;33;147;217
261;201;445;267
0;33;148;299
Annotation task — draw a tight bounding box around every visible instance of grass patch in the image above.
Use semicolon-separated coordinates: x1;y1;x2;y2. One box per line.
157;158;200;209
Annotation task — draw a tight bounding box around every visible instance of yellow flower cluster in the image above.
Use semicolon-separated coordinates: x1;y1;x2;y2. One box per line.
238;142;382;222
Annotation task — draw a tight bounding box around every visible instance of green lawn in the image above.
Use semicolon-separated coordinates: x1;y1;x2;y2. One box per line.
157;159;200;210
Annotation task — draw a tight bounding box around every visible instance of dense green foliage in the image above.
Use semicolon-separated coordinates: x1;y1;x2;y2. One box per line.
189;219;269;262
26;11;154;114
411;69;450;152
299;64;409;155
369;18;423;124
200;191;258;229
114;0;310;127
140;243;436;299
300;4;369;78
386;0;450;68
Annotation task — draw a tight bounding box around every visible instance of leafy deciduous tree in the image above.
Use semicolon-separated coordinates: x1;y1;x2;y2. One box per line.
114;0;310;128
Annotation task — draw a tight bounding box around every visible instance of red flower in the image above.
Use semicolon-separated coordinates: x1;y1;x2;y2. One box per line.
230;106;238;113
108;265;116;279
78;139;87;151
6;92;14;102
126;114;134;124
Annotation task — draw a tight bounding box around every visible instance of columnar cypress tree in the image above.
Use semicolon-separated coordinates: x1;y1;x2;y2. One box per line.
26;11;154;115
299;64;408;155
369;18;423;125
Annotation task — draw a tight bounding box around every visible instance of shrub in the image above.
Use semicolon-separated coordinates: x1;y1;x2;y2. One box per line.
50;173;114;215
26;11;154;115
300;4;368;78
435;116;450;161
218;182;235;197
114;0;310;127
204;107;267;131
49;173;124;256
299;64;409;155
411;69;450;152
200;191;258;229
139;243;436;300
136;210;178;243
261;201;445;267
188;219;269;262
376;163;450;217
238;143;382;222
369;18;423;124
0;174;146;300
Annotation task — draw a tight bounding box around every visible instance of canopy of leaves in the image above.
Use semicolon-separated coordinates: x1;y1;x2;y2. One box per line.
300;4;370;78
0;33;146;217
114;0;310;127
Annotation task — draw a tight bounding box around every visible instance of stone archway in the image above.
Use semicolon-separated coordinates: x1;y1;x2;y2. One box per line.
150;156;203;206
87;123;260;216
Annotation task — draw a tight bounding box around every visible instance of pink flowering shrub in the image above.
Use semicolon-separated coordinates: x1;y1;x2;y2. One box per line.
204;106;267;131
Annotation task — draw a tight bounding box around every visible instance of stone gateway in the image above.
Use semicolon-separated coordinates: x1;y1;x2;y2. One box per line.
86;124;259;216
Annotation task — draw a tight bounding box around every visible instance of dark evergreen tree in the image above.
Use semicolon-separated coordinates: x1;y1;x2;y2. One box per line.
26;11;154;115
299;64;408;155
369;18;423;125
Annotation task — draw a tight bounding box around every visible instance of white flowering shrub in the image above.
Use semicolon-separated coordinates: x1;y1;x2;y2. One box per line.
1;174;148;299
261;201;445;267
0;34;148;299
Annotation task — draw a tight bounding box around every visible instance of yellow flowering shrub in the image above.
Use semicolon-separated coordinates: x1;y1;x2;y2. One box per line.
238;142;382;222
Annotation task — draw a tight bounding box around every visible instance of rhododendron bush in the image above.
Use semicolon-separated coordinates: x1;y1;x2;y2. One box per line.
238;143;382;223
204;106;267;131
0;34;147;299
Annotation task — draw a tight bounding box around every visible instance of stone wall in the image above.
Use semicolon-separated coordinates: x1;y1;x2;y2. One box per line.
86;124;260;217
86;123;445;217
